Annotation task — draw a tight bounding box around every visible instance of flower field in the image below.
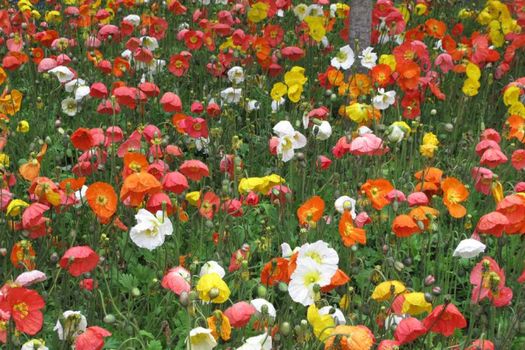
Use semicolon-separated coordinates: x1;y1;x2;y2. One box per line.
2;0;525;349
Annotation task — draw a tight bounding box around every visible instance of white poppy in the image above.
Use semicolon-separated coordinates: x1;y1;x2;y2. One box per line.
331;45;355;70
227;66;245;84
140;36;159;51
237;333;272;350
220;87;242;104
246;100;260;112
358;126;373;136
130;209;173;251
61;97;79;116
372;89;396;110
307;4;324;17
123;14;141;26
297;240;339;276
251;298;276;318
64;78;86;93
53;310;87;341
453;238;486;259
199;261;225;278
334;196;357;218
271;98;285;112
74;185;88;207
48;66;75;83
289;257;332;306
313;121;332;140
21;340;48;350
273;120;307;162
186;327;217;350
359;47;378;69
293;4;309;21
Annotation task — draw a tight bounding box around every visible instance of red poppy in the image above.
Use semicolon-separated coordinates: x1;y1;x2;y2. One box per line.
422;303;466;337
199;191;220;220
160;92;183;113
466;339;495;350
394;317;427;345
75;326;111;350
476;211;509;237
22;203;50;239
182;117;209;138
59;246;100;277
179;160;210;181
71;128;95;151
0;287;45;335
184;30;204;50
168;54;190;77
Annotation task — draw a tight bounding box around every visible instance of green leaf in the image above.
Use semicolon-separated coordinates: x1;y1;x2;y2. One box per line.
118;273;138;292
146;340;163;350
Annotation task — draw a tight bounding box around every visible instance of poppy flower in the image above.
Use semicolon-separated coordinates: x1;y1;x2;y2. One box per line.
466;339;495;350
59;246;99;277
70;128;95;151
85;182;117;222
161;266;191;295
394;317;427;344
321;269;351;293
120;171;162;207
471;167;494;195
323;325;375;350
476;211;509;237
422;303;466;337
179;160;210;181
207;310;231;341
10;240;36;270
1;287;45;335
297;196;325;227
392;214;420;237
480;148;508;168
470;256;513;307
22;203;50;239
260;258;289;286
339;211;366;247
199;192;220;220
371;280;406;302
224;302;256;328
361;179;394;210
74;326;111;350
441;177;469;218
162;171;189;194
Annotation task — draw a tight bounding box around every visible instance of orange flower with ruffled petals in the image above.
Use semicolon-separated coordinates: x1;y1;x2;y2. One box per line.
442;177;469;218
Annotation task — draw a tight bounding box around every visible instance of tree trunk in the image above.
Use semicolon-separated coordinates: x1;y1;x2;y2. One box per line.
349;0;374;73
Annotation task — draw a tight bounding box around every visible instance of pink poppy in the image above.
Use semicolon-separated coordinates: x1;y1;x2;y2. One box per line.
229;246;249;272
466;339;495;350
190;101;204;114
355;211;372;228
97;100;121;115
90;82;108;99
407;192;429;206
434;53;454;73
515;182;525;192
37;58;57;72
0;189;13;210
161;267;191;295
162;171;189;194
179;160;210;181
22;203;50;239
475;139;500;157
350;134;389;156
511;149;525;170
160;92;183;113
224;301;256;328
268;136;279;155
14;270;47;287
281;46;305;61
332;136;352;158
222;199;243;217
59;246;100;277
146;192;174;215
481;128;501;143
104;126;123;146
378;340;402;350
480;148;508;168
244;191;259;206
316;155;332;170
471;167;494;195
470;256;513;307
385;189;407;203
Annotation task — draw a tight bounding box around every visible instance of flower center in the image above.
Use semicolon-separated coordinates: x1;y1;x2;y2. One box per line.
14;302;29;318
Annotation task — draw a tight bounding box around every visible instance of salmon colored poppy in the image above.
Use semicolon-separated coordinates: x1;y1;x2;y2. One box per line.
112;57;130;77
338;211;366;246
59;246;100;277
10;240;36;270
506;115;525;142
59;177;86;195
361;179;394;210
476;211;509;237
120;171;162;207
199;191;220;220
422;303;466;337
324;325;375;350
179;160;210;181
441;177;469;218
86;182;117;222
260;257;289;286
297;196;325;227
392;214;420;237
29;177;62;207
396;61;420;91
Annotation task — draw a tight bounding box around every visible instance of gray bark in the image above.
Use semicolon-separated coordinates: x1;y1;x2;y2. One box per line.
349;0;374;73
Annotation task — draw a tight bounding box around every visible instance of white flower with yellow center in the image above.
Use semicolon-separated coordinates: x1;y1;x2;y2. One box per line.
21;339;49;350
227;66;245;84
334;196;357;218
360;47;378;69
372;88;396;110
331;45;355;70
186;327;217;350
130;209;173;250
289;257;332;306
236;333;272;350
140;36;159;51
297;240;339;276
273;120;307;162
199;261;225;278
48;65;75;83
61;97;79;116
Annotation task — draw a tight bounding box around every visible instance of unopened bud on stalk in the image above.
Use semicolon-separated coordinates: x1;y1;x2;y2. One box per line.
432;286;442;296
424;292;434;303
103;314;116;324
257;285;267;298
424;275;435;286
208;287;220;300
280;322;291;336
179;292;189;306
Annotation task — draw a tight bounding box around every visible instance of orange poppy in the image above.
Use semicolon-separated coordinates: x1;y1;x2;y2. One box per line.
441;177;469;218
321;269;350;293
10;240;36;270
371;64;393;88
59;177;86;195
506;115;525;142
414;167;443;195
207;310;231;341
361;179;394;210
392;214;420;237
112;57;131;77
260;257;289;286
0;89;22;116
29;177;61;207
0;67;6;85
123;152;149;178
338;211;366;247
324;325;375;350
326;67;345;87
409;206;440;230
86;182;118;222
297;196;325;227
396;61;421;91
347;74;372;100
120;171;162;207
425;19;447;39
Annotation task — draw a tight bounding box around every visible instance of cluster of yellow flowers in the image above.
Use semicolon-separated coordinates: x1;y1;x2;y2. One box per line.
238;174;286;195
503;85;525;118
462;61;481;97
271;67;308;103
477;0;521;47
419;132;439;158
